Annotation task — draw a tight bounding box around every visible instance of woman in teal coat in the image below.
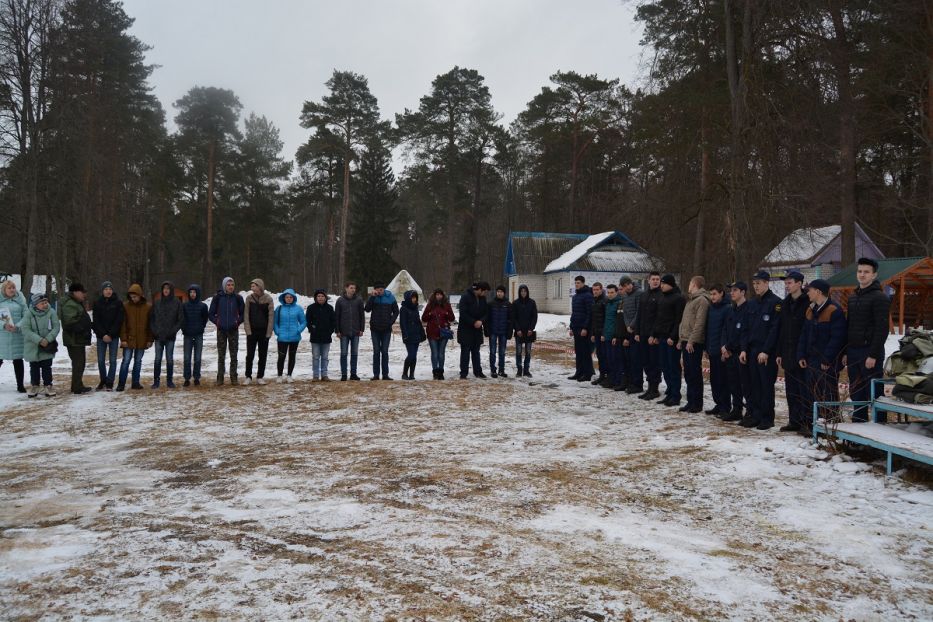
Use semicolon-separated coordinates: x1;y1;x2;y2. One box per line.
19;293;60;397
0;279;28;392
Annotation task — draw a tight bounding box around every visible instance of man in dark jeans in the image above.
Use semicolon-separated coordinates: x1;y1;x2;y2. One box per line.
844;258;891;422
568;276;594;382
364;281;399;380
636;272;663;399
776;271;810;432
208;277;245;386
458;282;490;379
243;278;274;385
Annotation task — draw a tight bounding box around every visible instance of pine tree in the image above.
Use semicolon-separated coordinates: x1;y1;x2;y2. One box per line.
347;137;400;288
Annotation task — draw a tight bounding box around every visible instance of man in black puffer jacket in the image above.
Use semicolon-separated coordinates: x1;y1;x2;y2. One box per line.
845;258;891;422
484;286;513;378
654;275;686;407
92;281;124;390
589;282;607;385
636;272;663;399
149;281;183;389
181;284;208;387
458;282;490;379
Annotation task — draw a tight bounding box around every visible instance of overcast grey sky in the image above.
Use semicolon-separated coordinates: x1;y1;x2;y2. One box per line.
122;0;646;164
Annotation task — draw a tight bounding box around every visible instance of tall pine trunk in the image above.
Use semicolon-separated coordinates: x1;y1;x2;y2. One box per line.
829;0;857;266
206;139;216;288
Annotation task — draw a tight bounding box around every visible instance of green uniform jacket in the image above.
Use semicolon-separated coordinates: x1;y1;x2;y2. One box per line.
60;293;92;347
19;305;61;363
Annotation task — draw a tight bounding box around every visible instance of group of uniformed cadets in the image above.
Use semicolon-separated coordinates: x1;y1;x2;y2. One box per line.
567;258;891;433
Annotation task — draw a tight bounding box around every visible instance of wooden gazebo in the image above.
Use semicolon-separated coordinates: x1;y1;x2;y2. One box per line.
827;257;933;333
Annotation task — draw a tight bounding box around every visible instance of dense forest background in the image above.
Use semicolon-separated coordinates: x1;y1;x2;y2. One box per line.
0;0;930;296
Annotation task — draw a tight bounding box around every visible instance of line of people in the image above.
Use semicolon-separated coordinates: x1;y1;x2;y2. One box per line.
0;276;542;396
567;258;891;433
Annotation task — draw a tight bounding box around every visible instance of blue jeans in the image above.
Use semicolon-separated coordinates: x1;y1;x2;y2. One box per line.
153;339;176;382
515;341;532;372
340;334;360;376
97;338;119;385
371;330;391;378
429;338;448;369
660;341;681;401
119;348;145;386
489;334;507;372
312;342;331;379
183;334;203;380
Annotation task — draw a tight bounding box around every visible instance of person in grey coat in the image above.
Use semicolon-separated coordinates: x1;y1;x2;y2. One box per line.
619;276;644;393
149;281;183;388
334;282;365;381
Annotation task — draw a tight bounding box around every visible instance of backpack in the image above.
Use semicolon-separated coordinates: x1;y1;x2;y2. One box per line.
885;329;933;404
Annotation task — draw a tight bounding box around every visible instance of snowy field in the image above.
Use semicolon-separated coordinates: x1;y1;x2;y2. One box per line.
1;311;932;620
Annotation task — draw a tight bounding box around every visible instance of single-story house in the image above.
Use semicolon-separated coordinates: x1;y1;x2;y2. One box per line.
759;224;884;296
504;231;667;314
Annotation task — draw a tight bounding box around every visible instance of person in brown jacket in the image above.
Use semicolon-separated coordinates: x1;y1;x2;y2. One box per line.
116;283;153;391
243;278;274;385
677;276;710;413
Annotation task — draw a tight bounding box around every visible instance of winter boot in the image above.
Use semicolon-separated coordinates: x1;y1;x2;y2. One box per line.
523;367;532;378
28;385;39;398
499;368;507;378
516;368;523;378
44;385;56;397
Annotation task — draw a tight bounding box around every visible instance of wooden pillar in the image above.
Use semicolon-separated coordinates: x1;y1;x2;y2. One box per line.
898;276;906;334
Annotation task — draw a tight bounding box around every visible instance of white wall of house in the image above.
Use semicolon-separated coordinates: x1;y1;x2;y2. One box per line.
507;275;547;306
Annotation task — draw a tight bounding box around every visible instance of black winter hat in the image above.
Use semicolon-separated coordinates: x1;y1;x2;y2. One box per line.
809;279;831;296
373;281;386;289
69;282;86;293
496;285;506;293
314;288;327;298
660;274;676;287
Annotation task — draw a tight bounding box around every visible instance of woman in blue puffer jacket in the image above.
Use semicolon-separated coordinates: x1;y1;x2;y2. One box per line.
273;288;306;382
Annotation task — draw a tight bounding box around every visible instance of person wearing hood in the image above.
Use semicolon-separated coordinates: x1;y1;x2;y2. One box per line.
654;274;686;407
0;278;29;393
618;276;643;393
844;258;891;422
181;284;208;387
244;278;274;385
364;281;399;381
306;289;335;381
398;290;425;380
568;275;595;382
19;293;60;397
335;282;365;381
511;284;538;378
92;281;124;390
273;288;306;382
484;285;513;378
60;283;93;394
677;276;710;413
117;283;152;391
149;281;183;389
458;281;490;379
636;272;663;400
208;276;245;386
422;288;455;380
704;284;731;415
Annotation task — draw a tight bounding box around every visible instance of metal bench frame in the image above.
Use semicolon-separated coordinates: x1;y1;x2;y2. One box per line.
812;379;933;476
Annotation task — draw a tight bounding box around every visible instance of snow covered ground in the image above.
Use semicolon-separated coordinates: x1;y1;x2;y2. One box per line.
1;313;931;620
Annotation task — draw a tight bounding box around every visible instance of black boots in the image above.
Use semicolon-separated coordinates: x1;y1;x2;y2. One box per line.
402;361;416;380
432;368;445;380
638;384;660;400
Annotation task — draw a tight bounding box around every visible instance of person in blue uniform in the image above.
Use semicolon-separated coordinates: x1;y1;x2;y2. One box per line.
797;279;847;429
719;282;751;422
739;271;782;430
776;271;810;433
